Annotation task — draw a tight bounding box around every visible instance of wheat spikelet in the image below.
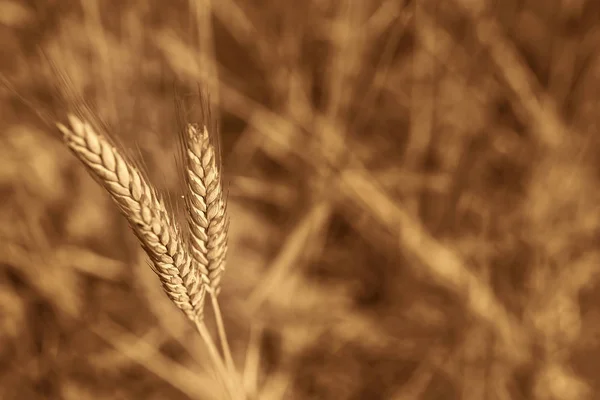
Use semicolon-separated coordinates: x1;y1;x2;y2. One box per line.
56;114;206;322
182;121;229;294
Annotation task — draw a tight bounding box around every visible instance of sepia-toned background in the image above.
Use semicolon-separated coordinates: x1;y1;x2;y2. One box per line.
2;0;600;398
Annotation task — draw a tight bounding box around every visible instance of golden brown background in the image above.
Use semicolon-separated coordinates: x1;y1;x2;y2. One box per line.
2;0;600;399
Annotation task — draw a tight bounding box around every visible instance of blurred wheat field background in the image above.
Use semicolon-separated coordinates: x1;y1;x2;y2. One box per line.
2;0;600;399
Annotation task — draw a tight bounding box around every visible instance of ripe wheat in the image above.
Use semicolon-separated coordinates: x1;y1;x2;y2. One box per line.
56;115;207;322
181;122;229;294
175;95;236;382
57;111;239;399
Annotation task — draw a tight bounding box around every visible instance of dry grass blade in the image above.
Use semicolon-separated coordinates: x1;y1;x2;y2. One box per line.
56;114;207;323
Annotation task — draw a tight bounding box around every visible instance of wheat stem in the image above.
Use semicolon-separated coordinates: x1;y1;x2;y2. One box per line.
210;290;236;376
194;320;240;400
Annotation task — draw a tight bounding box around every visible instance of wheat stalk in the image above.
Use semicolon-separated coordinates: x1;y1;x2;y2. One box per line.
180;102;235;380
56;114;239;399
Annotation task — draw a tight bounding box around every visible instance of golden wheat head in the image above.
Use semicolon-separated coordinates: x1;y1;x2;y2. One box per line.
181;119;229;295
57;115;207;322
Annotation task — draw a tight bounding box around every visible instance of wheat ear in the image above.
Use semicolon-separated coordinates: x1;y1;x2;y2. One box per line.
181;120;235;376
57;115;208;322
183;122;229;293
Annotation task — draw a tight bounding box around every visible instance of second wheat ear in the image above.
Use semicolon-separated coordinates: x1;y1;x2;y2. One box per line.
181;121;235;378
182;123;229;296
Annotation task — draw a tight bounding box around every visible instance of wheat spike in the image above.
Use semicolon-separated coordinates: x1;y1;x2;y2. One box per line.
57;114;206;322
182;122;229;294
